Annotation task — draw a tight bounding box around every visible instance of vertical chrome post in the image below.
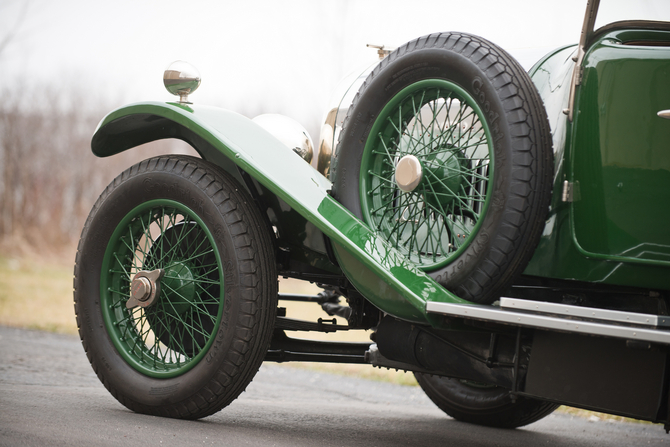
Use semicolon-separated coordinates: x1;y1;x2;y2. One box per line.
565;0;600;122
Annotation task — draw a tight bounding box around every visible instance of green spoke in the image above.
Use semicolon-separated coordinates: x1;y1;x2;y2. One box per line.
116;313;133;327
378;137;396;168
151;222;200;267
109;288;131;298
171;221;199;263
458;175;488;202
160;282;200;307
161;283;217;322
369;179;390;196
195;285;219;302
423;168;479;217
387;114;402;136
110;299;127;309
392;194;423;249
458;166;490;183
370;192;404;215
194;266;223;280
165;313;211;340
167;276;220;287
431;136;488;155
368;170;398;186
113;254;131;279
138;211;154;268
193;261;221;270
120;238;147;273
180;234;211;265
173;248;216;266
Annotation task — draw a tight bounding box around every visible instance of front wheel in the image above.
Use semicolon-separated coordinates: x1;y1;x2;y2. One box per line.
415;373;558;428
74;156;277;419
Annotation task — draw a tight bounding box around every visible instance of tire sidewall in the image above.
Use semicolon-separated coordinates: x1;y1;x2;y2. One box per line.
420;376;513;413
76;162;245;407
334;46;512;291
414;373;558;428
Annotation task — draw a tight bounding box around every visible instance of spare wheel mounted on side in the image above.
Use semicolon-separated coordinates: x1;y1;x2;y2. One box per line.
332;32;553;304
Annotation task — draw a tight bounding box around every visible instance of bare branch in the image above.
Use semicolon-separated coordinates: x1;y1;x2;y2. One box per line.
0;0;30;56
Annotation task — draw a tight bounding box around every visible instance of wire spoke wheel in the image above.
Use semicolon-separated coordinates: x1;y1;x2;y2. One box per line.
75;156;277;419
361;80;493;270
333;32;553;303
101;200;223;378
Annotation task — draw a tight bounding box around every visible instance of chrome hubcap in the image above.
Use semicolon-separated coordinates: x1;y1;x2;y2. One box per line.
395;155;423;192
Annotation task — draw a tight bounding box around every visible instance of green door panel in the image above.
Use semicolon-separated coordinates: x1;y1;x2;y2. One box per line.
92;102;470;324
524;31;670;291
572;34;670;264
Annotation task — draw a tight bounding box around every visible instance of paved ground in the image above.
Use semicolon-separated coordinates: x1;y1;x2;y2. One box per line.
1;325;668;446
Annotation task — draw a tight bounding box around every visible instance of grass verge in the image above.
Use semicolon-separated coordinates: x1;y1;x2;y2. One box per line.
0;256;77;335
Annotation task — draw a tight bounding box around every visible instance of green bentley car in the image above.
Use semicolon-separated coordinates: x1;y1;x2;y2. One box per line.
74;0;670;431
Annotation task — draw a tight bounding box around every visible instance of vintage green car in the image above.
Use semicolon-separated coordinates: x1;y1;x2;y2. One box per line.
74;0;670;431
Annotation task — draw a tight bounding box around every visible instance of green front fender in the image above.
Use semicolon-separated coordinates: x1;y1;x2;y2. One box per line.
92;101;471;324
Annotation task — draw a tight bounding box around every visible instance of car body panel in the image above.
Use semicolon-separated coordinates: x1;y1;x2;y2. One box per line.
572;30;670;268
91;102;339;278
92;101;471;324
524;28;670;291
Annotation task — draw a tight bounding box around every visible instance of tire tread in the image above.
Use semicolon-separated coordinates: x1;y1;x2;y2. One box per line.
333;32;553;304
74;155;276;420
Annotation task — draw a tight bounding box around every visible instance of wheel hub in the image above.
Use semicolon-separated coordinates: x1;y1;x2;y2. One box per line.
395;155;423;192
423;149;469;211
126;269;165;309
394;150;469;211
132;277;151;301
161;261;197;317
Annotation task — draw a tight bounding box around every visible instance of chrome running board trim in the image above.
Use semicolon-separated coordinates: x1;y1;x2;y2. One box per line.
499;297;670;328
426;299;670;345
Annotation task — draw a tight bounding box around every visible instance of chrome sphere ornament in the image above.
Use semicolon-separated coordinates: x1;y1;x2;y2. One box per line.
163;60;201;104
252;114;314;164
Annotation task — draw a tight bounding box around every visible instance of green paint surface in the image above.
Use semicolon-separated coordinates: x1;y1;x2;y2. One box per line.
526;29;670;290
93;102;470;324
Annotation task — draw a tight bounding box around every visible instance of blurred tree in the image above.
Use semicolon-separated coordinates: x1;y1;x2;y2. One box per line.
0;0;30;57
0;84;197;253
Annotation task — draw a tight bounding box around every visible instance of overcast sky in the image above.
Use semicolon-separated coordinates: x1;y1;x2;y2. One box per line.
2;0;669;137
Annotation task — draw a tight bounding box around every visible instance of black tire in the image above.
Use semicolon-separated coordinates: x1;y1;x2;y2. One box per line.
332;32;552;304
74;155;277;419
415;373;558;428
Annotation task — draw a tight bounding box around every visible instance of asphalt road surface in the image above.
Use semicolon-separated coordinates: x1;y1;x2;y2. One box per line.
1;325;668;446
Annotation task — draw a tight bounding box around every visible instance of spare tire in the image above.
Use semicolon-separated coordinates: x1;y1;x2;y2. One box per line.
331;32;552;304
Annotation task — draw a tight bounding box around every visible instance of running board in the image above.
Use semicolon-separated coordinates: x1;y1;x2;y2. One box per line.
426;297;670;345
